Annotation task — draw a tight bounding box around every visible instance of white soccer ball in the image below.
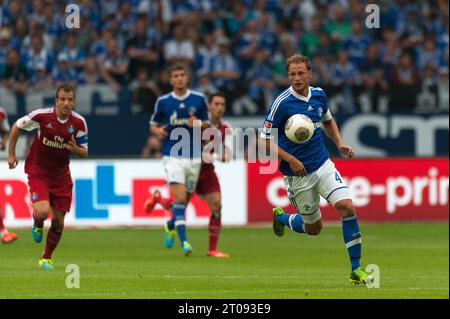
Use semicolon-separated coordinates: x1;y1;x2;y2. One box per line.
284;114;315;144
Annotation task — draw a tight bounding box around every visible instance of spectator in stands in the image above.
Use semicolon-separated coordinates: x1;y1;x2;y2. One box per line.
0;28;10;66
225;1;256;38
51;52;78;88
10;17;27;51
330;50;362;114
90;28;114;58
379;28;401;75
310;54;332;87
389;51;421;112
0;0;22;27
30;62;51;90
416;37;444;74
21;33;54;78
437;66;449;111
235;19;269;75
210;37;241;101
0;48;30;94
343;19;372;69
77;57;104;85
163;22;195;66
129;68;160;115
361;43;389;112
59;33;87;74
300;15;322;58
98;37;129;93
22;19;53;52
194;69;218;97
141;135;162;159
194;31;218;75
125;17;160;79
246;49;275;111
116;1;137;39
155;67;172;95
43;1;65;49
324;3;352;52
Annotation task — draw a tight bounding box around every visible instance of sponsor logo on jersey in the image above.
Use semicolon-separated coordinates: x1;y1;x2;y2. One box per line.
43;135;66;149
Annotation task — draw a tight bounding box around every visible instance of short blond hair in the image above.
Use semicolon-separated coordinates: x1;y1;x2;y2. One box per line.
286;54;312;71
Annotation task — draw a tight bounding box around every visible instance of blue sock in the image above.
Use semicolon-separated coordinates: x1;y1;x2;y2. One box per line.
278;213;307;234
167;218;175;230
342;215;362;271
172;202;188;244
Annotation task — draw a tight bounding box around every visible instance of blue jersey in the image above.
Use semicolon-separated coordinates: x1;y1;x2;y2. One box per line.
261;86;331;176
150;90;209;158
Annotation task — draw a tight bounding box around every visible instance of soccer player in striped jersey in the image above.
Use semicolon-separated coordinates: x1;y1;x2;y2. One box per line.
145;92;232;258
8;85;88;270
261;54;372;285
0;107;18;244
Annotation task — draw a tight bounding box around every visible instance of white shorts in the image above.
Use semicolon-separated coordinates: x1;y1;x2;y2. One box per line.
283;159;351;224
162;156;201;194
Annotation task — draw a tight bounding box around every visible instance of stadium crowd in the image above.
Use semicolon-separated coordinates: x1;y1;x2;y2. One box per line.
0;0;448;116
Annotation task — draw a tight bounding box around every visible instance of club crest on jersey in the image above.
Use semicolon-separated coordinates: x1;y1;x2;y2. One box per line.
188;107;196;115
68;125;75;134
31;192;39;201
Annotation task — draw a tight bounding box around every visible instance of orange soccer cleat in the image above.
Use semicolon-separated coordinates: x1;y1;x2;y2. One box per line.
2;232;18;244
207;249;230;258
144;191;161;213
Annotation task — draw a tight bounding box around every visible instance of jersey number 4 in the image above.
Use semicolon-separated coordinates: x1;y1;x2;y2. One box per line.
335;173;343;183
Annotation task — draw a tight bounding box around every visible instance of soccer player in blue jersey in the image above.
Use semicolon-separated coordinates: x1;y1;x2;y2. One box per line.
150;63;209;256
261;54;372;285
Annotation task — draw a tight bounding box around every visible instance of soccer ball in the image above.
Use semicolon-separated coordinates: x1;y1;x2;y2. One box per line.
284;114;315;144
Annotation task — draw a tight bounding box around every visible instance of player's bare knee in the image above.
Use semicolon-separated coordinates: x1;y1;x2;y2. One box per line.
306;223;321;236
34;204;50;219
335;199;355;217
172;193;187;204
210;201;221;216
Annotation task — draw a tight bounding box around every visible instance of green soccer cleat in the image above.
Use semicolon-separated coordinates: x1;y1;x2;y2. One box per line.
32;226;43;243
272;207;285;237
350;267;372;285
164;223;176;249
38;258;54;270
182;241;192;256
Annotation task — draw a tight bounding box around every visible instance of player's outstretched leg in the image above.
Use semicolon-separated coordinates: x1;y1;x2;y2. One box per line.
164;219;176;249
336;199;372;285
39;211;65;270
32;209;46;244
273;207;309;236
144;191;173;213
172;202;192;256
205;193;230;258
207;215;230;258
0;209;18;244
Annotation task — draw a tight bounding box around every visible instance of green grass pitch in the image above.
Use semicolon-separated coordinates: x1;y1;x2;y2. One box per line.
0;222;448;299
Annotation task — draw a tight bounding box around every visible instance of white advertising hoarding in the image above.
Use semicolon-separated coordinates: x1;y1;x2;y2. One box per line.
0;159;247;228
